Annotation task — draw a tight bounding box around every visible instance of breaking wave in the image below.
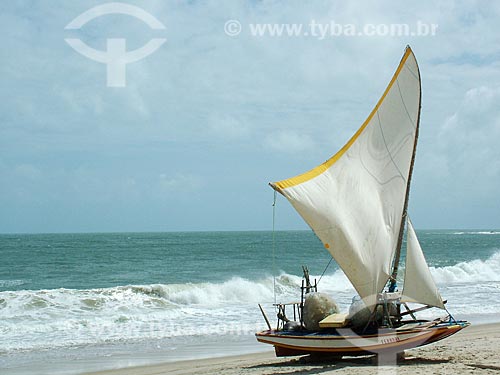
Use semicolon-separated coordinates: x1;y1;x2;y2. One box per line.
453;231;500;235
0;252;499;353
0;279;28;288
431;250;500;284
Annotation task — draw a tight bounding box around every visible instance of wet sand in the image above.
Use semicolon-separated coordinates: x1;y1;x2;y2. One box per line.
84;323;500;375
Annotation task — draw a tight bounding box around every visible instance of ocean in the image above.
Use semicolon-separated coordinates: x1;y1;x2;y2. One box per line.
1;230;500;374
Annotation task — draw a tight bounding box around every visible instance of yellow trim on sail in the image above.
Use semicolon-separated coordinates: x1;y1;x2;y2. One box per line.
272;47;414;191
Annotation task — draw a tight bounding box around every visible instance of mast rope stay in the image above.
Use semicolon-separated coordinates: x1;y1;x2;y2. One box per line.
317;257;334;286
272;190;277;305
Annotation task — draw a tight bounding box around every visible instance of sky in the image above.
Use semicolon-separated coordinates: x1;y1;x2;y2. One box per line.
1;0;499;233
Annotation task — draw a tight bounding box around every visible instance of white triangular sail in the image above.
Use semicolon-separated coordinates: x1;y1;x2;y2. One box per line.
401;220;445;309
270;47;421;307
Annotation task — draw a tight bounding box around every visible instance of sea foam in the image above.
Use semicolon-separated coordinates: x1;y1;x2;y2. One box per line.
431;250;500;283
1;251;499;353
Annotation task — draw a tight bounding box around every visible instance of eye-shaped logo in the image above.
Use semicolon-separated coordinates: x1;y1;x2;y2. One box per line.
65;2;166;87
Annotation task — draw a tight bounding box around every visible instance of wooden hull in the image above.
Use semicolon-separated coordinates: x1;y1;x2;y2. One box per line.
256;321;469;357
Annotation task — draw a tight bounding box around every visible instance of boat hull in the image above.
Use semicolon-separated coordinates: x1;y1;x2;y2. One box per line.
256;322;469;357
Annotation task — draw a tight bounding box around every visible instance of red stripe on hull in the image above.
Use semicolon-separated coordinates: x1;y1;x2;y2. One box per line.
256;323;468;357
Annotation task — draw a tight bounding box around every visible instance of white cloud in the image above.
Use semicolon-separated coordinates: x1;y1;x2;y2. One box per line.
432;85;500;201
264;130;315;153
207;114;250;139
2;0;500;231
158;173;203;192
14;164;42;180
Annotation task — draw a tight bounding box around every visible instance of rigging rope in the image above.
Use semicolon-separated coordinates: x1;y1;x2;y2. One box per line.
317;256;333;286
272;190;277;305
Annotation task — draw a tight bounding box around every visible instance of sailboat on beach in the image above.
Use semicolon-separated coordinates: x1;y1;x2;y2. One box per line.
256;46;469;357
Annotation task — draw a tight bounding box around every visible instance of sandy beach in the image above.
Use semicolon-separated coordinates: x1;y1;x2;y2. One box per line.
83;323;500;375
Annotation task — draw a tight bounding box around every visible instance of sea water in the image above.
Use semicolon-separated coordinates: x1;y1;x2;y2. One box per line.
1;230;499;373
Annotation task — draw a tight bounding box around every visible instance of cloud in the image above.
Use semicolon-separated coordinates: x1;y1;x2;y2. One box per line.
437;85;500;185
158;173;203;192
1;0;500;231
409;84;500;227
14;164;42;180
264;130;315;153
207;114;250;140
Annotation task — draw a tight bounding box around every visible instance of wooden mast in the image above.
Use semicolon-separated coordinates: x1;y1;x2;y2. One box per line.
389;46;422;291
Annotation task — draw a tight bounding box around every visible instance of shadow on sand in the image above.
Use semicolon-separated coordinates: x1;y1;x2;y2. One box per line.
246;354;451;375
